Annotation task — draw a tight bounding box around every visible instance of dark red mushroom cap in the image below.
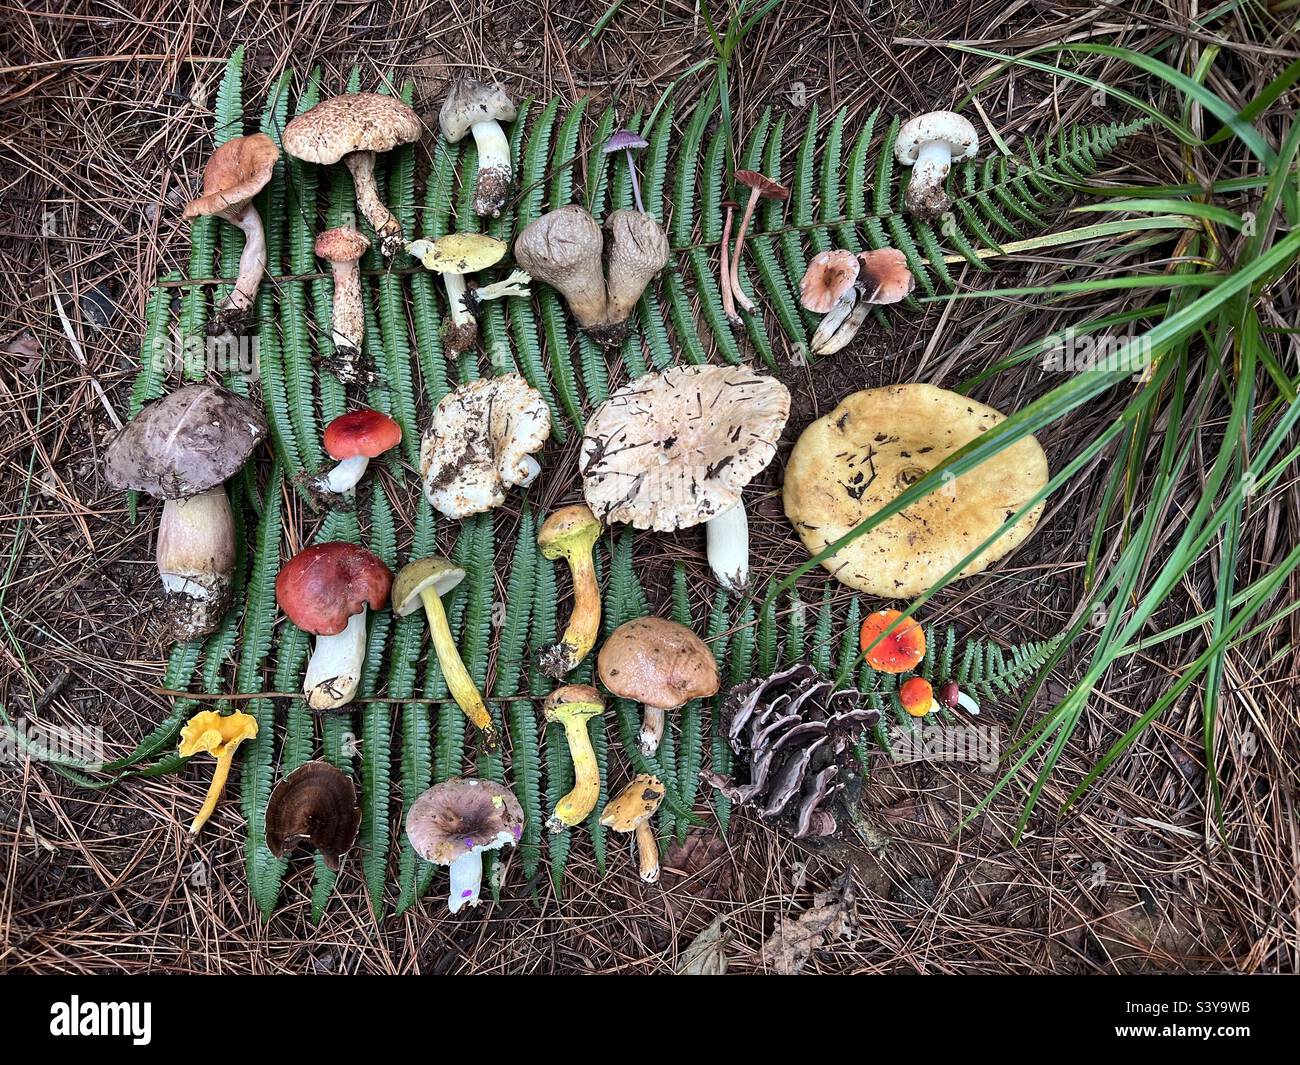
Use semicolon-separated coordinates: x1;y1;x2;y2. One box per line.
275;542;392;635
734;169;790;201
322;409;402;461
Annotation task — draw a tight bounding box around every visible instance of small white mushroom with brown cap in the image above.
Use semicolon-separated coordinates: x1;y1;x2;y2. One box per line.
420;374;550;519
803;247;916;356
581;364;790;593
314;225;371;383
601;774;666;882
439;78;518;218
893;110;980;221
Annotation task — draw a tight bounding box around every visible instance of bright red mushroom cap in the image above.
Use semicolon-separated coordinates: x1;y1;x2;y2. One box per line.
275;542;392;635
322;409;402;461
859;609;927;673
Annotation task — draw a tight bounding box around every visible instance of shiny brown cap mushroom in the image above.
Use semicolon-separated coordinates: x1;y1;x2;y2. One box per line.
265;760;361;870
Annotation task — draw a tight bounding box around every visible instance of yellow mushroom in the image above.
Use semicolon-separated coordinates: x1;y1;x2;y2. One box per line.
601;774;666;882
177;710;259;835
543;685;605;831
537;505;602;678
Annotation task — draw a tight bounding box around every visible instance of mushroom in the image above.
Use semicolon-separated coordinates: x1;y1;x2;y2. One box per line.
603;129;649;213
393;556;498;750
177;710;259;835
581;364;790;593
314;225;371;383
938;678;981;716
307;408;401;508
899;676;937;718
543;685;605;830
275;542;393;711
438;78;518;218
407;233;508;356
406;778;524;912
265;760;361;870
601;208;670;345
464;268;532;315
783;383;1050;596
800;248;860;313
859;609;927;673
536;504;603;678
893;110;980;221
597;617;720;756
728;169;789;313
809;248;915;356
103;384;267;643
718;199;742;326
420;374;550;520
182;133;279;337
282;93;422;257
600;774;665;883
513;205;609;333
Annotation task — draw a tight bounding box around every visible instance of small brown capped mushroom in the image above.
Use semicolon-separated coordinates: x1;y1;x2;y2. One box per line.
601;774;666;882
265;760;361;870
314;225;371;382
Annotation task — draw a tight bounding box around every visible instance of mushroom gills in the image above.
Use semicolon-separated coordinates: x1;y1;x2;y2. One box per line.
705;502;751;594
156;488;236;641
304;608;368;710
811;288;867;356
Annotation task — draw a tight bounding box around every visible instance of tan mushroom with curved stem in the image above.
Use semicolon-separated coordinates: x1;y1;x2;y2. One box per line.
439;78;518;218
537;504;602;678
729;169;789;313
513;205;609;334
314;225;370;384
543;685;605;830
601;774;666;882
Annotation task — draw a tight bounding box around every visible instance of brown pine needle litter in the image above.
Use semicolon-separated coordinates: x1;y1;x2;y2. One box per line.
1;0;1297;975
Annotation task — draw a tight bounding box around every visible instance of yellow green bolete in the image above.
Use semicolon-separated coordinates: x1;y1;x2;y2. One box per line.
393;555;498;751
542;685;605;831
177;710;259;835
601;774;666;883
406;232;508;355
537;504;603;678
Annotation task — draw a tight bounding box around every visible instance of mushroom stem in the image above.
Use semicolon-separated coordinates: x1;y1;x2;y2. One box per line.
419;586;499;750
719;203;740;325
623;149;645;213
189;746;237;834
441;272;478;355
210;205;267;335
639;705;668;756
547;714;599;832
956;691;981;716
327;257;364;377
705;501;750;594
157;488;236;642
540;549;600;678
634;820;661;883
344;150;403;257
904;140;954;219
469;119;512;218
811;288;867;356
304;608;368;710
447;848;485;912
313;454;369;497
729;189;762;313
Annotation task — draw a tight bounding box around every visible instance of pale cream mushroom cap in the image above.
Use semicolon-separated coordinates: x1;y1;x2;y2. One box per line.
782;383;1049;597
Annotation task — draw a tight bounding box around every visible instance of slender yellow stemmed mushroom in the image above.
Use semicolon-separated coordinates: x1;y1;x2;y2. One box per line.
537;504;602;678
601;774;666;883
543;685;605;831
177;710;258;835
393;556;498;751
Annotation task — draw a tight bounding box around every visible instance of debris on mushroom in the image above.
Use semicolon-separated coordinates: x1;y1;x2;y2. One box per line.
314;225;371;384
859;609;926;674
893;110;980;221
275;542;392;711
783;384;1049;596
601;207;670;346
603;129;649;213
307;408;401;509
103;385;267;643
182;133;279;336
265;760;361;870
543;685;605;830
537;504;603;678
899;676;936;718
393;556;498;750
406;778;524;912
439;78;518;218
283;93;422;257
407;233;509;356
420;374;550;520
581;364;790;593
177;710;259;835
729;169;790;313
807;248;915;356
513;205;609;333
597;617;719;756
600;774;666;882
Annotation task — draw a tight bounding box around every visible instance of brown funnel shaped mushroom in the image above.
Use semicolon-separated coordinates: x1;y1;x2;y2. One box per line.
600;208;669;346
265;760;361;870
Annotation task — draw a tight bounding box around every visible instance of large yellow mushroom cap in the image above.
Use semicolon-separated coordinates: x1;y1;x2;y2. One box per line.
782;383;1049;597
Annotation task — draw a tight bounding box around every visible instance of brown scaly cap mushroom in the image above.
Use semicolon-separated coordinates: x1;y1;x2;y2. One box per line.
439;78;518;218
581;364;790;593
783;383;1049;597
182;133;279;336
597;617;719;756
810;247;915;356
513;205;609;332
728;169;789;313
283;93;422;257
599;208;669;347
600;774;666;882
314;225;371;383
103;385;267;643
265;760;361;870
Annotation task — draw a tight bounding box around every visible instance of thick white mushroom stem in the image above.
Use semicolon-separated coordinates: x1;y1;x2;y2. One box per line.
470;120;512;218
904;140;955;220
639;705;670;756
441;272;477;356
706;502;750;594
345;151;403;256
312;454;369;498
209;206;267;336
157;487;236;642
304;609;368;711
447;849;484;913
811;289;867;356
327;258;364;378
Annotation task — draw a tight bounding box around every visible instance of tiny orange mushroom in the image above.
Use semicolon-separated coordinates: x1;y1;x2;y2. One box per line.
177;710;259;834
859;609;926;673
899;676;936;718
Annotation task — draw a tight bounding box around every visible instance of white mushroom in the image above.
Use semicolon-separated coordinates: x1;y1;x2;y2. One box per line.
893;111;980;221
439;78;518;218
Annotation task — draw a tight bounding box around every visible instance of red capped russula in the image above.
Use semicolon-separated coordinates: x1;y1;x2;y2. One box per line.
308;408;401;507
859;609;927;674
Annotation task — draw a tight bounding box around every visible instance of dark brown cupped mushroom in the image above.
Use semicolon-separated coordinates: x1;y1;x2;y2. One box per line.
265;760;361;870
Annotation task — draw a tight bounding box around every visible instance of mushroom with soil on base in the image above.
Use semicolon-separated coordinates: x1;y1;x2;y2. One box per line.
182;133;279;336
601;207;670;346
537;504;602;678
306;408;401;508
275;542;393;711
601;774;666;882
282;93;422;257
103;384;268;643
314;225;370;384
265;759;361;870
177;710;259;834
513;205;609;336
406;778;524;912
893;110;980;221
543;685;605;830
439;79;518;218
806;247;915;356
728;169;790;313
581;364;790;594
407;232;514;356
393;556;499;750
597;617;720;756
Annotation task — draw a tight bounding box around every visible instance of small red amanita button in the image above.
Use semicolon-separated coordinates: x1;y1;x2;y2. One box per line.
310;409;401;506
899;676;935;718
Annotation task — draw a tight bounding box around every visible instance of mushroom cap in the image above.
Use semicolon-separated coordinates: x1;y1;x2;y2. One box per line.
858;248;915;305
581;364;790;533
282;93;422;164
315;225;371;263
734;168;790;201
605;208;670;277
420;374;551;519
893;110;979;164
859;609;926;673
604;128;648;153
513;204;604;278
178;709;258;759
538;503;601;559
265;760;361;871
438;78;517;142
103;384;268;498
322;408;402;460
783;383;1049;597
599;774;665;831
408;232;507;275
899;676;935;718
392;555;465;616
275;542;392;636
597;617;720;710
801;249;860;313
543;683;605;723
406;777;524;866
182;133;280;220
